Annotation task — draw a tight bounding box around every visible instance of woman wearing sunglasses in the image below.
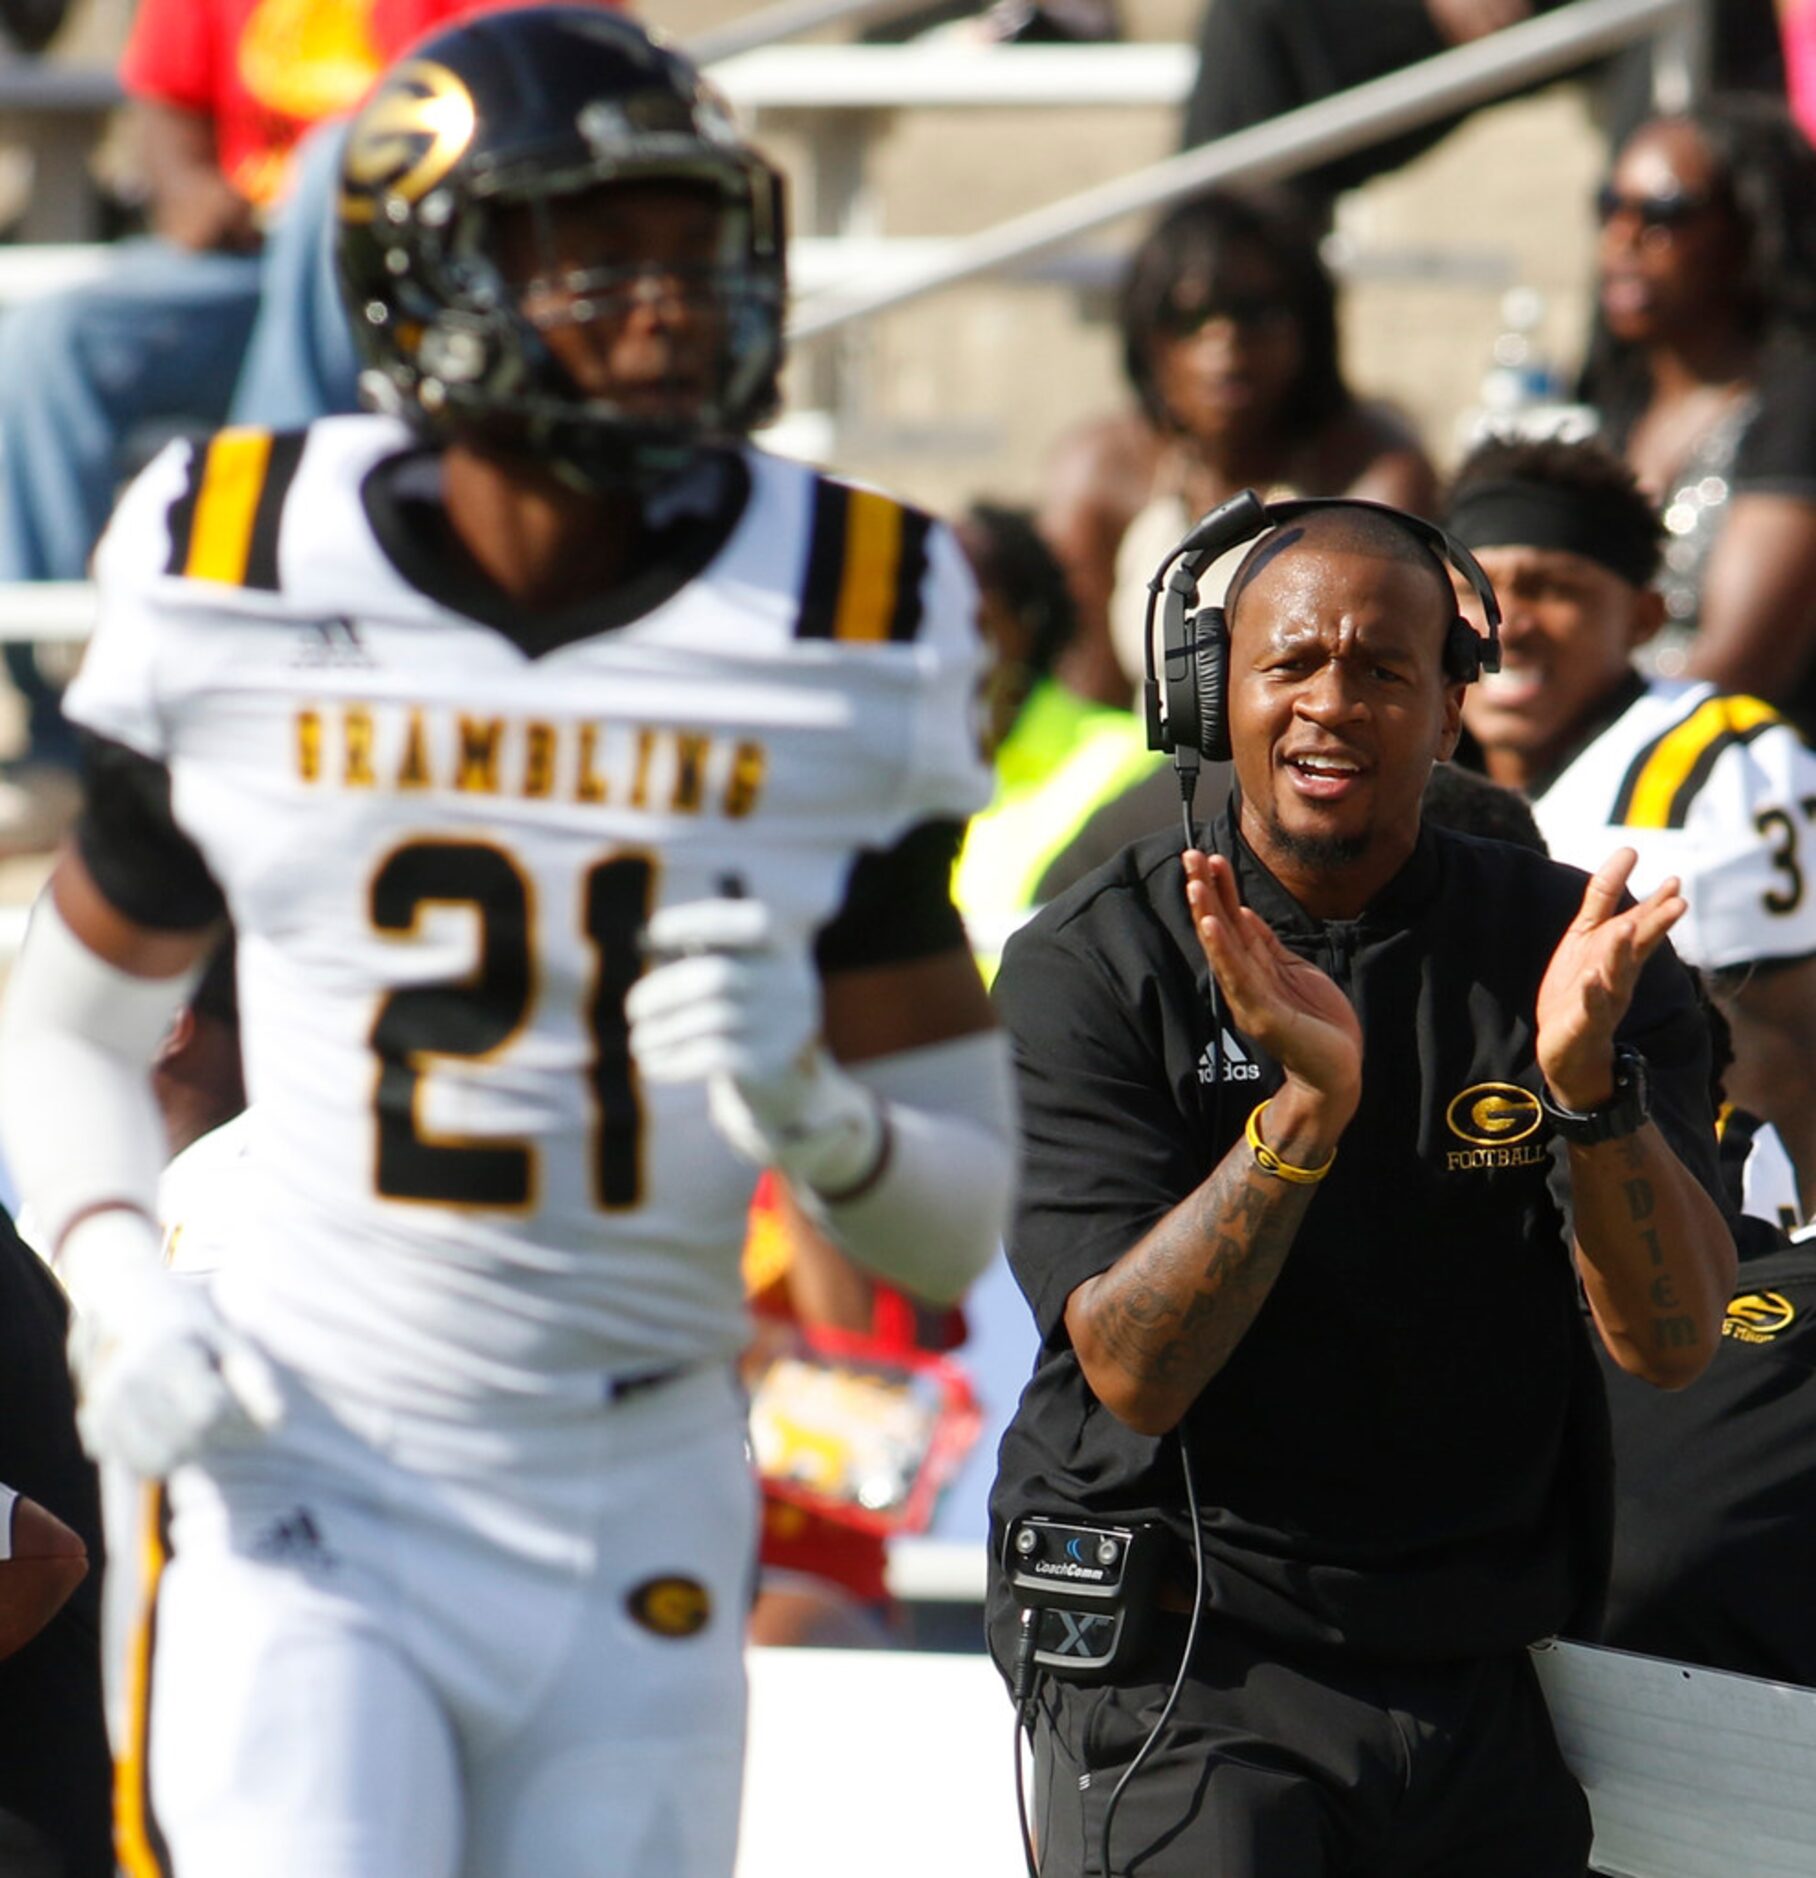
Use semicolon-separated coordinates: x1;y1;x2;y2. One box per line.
1579;97;1816;734
1040;188;1438;709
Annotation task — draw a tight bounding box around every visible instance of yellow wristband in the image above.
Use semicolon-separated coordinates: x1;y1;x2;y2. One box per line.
1245;1101;1336;1185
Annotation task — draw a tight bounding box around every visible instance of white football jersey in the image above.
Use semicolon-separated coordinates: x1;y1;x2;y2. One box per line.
1531;679;1816;973
67;416;990;1421
158;1111;254;1279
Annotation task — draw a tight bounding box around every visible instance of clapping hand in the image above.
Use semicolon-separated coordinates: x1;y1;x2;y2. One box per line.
1184;851;1362;1119
1536;849;1684;1112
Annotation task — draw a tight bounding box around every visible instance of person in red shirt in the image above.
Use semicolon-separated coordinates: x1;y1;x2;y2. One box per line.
0;0;622;808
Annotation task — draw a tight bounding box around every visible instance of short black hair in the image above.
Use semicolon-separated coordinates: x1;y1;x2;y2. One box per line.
1447;434;1663;585
1119;188;1349;441
1226;506;1456;642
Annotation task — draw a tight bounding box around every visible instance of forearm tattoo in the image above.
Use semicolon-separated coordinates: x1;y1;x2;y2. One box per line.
1085;1151;1316;1395
1611;1133;1698;1353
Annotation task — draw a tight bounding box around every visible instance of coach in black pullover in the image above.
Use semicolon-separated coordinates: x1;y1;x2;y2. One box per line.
987;505;1736;1878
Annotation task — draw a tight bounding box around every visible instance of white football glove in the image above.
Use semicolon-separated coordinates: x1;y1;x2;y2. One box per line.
625;898;885;1196
62;1216;283;1479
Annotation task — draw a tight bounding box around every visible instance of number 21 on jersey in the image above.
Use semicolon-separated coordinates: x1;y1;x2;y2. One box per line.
368;837;655;1211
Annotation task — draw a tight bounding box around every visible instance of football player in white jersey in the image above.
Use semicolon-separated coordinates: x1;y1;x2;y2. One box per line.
1446;433;1816;1222
0;12;1016;1876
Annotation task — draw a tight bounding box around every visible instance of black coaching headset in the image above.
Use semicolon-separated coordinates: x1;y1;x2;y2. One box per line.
1142;490;1504;806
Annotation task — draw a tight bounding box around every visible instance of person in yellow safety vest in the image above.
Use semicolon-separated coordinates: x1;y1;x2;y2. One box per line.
952;503;1164;977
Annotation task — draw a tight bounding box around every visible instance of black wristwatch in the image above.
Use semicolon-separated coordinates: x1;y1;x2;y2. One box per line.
1540;1046;1652;1146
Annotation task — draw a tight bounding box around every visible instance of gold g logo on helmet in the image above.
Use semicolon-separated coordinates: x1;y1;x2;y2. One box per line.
1445;1083;1542;1147
340;61;476;225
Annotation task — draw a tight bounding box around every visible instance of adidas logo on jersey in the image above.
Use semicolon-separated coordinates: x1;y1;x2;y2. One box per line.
291;616;376;670
250;1506;338;1572
1198;1028;1261;1084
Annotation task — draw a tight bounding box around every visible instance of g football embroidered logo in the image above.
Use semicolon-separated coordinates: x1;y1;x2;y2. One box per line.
627;1575;712;1639
1724;1291;1795;1344
340;61;476;224
1444;1082;1545;1171
1446;1084;1542;1147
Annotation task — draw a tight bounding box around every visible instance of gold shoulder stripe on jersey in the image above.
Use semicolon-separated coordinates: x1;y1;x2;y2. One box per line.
116;1483;174;1878
164;428;306;590
795;479;932;644
835;488;905;643
1611;694;1782;830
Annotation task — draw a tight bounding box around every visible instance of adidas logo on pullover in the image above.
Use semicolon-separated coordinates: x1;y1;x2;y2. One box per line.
1199;1028;1262;1084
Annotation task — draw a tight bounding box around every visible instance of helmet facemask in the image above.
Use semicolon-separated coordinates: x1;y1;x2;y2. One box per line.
337;15;788;496
428;167;783;491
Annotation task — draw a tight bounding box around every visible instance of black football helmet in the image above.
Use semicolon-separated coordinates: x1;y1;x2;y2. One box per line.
335;6;786;490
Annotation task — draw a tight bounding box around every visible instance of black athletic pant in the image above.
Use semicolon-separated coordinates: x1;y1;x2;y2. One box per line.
1029;1618;1589;1876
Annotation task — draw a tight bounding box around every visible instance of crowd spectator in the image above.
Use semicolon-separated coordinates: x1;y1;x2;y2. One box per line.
1449;434;1816;1221
951;501;1161;970
1040;189;1436;711
0;0;625;814
0;0;385;583
1179;0;1574;211
1180;1;1791;215
1578;96;1816;731
0;0;377;813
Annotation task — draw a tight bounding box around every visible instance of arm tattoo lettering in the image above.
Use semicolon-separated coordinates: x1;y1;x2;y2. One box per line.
1086;1152;1316;1394
1653;1314;1699;1351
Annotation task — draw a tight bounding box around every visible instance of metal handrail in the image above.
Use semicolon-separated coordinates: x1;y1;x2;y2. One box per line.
788;0;1706;340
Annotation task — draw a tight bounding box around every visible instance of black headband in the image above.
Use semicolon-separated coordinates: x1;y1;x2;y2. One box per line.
1444;478;1660;590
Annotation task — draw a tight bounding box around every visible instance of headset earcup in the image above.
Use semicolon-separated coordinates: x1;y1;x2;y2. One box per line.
1443;615;1482;686
1195;608;1231;762
1159;583;1196;753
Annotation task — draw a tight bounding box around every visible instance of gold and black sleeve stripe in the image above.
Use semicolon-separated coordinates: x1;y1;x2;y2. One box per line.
1609;694;1782;830
115;1483;173;1878
795;480;933;645
163;428;306;590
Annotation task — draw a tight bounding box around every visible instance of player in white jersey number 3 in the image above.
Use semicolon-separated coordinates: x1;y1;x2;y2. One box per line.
0;12;1016;1875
